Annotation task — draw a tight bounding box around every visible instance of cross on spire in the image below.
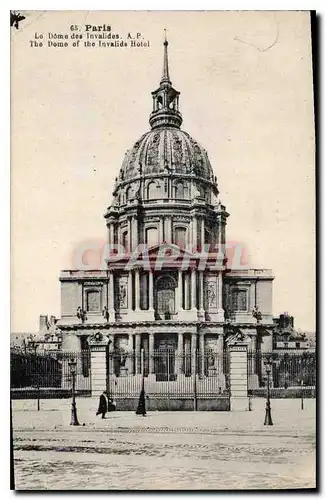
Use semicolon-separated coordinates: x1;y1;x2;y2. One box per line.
149;32;182;129
161;29;171;85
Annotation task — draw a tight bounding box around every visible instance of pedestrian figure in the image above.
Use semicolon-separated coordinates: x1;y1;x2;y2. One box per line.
136;377;146;416
96;390;108;419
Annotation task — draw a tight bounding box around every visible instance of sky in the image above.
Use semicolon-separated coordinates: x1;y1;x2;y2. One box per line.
11;10;315;333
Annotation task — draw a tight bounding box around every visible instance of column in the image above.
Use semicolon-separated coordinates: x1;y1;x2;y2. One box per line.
184;273;190;310
149;333;154;374
108;271;115;322
250;336;257;374
217;215;223;255
217;271;223;312
148;270;154;311
128;217;132;252
249;282;256;312
112;224;116;245
191;268;197;311
191;333;197;375
107;334;114;376
159;218;164;242
192;217;198;251
200;334;205;377
177;269;183;313
127;333;134;375
132;216;138;249
201;218;205;250
127;271;133;311
177;332;183;375
135;333;141;374
217;334;224;375
135;268;140;311
199;271;204;312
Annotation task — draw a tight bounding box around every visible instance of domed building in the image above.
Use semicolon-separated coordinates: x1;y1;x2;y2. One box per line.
58;38;274;403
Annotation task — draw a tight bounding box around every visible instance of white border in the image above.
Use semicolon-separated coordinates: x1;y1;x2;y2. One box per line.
3;3;324;499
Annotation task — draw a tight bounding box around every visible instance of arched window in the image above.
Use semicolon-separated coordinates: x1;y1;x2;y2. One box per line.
122;231;129;250
174;227;187;248
147;182;160;200
169;98;176;110
157;95;163;110
175;182;188;199
126;187;132;201
231;289;247;312
146;227;158;247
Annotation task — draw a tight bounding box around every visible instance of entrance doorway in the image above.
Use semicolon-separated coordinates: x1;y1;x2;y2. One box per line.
154;334;177;381
154;275;176;320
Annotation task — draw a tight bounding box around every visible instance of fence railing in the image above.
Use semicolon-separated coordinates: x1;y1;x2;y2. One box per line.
10;348;316;400
10;350;91;398
247;350;316;389
106;350;229;399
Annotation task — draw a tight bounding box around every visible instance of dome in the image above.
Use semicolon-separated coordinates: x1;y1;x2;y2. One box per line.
118;128;214;183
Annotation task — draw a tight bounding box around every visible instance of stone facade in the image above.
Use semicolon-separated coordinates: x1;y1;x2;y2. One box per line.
56;39;274;396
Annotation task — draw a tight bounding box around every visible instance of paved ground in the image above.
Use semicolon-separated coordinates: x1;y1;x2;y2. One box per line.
12;398;316;491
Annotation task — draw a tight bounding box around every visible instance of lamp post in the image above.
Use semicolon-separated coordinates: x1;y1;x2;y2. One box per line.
68;358;80;426
106;339;112;399
264;356;273;426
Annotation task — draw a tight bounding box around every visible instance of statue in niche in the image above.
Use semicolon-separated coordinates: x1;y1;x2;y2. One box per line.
118;284;127;309
206;282;217;307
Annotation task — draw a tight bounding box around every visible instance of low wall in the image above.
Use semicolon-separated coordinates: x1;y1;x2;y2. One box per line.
115;397;230;411
248;388;316;398
10;388;91;399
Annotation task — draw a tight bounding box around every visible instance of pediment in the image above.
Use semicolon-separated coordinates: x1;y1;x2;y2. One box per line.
226;330;252;346
146;243;195;259
107;243;195;265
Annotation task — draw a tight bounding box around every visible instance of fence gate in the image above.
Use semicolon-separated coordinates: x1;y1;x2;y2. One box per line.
106;350;230;411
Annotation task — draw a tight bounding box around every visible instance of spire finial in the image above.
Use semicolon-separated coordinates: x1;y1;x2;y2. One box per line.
161;29;171;85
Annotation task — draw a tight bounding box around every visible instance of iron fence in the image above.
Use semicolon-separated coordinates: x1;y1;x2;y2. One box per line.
10;349;91;398
11;347;316;400
247;350;316;393
106;350;230;400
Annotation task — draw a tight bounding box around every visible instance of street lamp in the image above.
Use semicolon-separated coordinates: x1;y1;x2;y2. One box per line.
106;338;112;398
264;355;273;426
68;358;80;426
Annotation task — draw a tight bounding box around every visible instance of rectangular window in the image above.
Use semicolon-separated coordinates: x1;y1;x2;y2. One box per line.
231;289;247;312
86;290;100;312
146;227;158;247
174;227;186;248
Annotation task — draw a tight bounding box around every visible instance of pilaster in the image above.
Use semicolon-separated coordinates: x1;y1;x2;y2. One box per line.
88;332;109;397
191;333;197;375
226;333;251;411
108;271;115;322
